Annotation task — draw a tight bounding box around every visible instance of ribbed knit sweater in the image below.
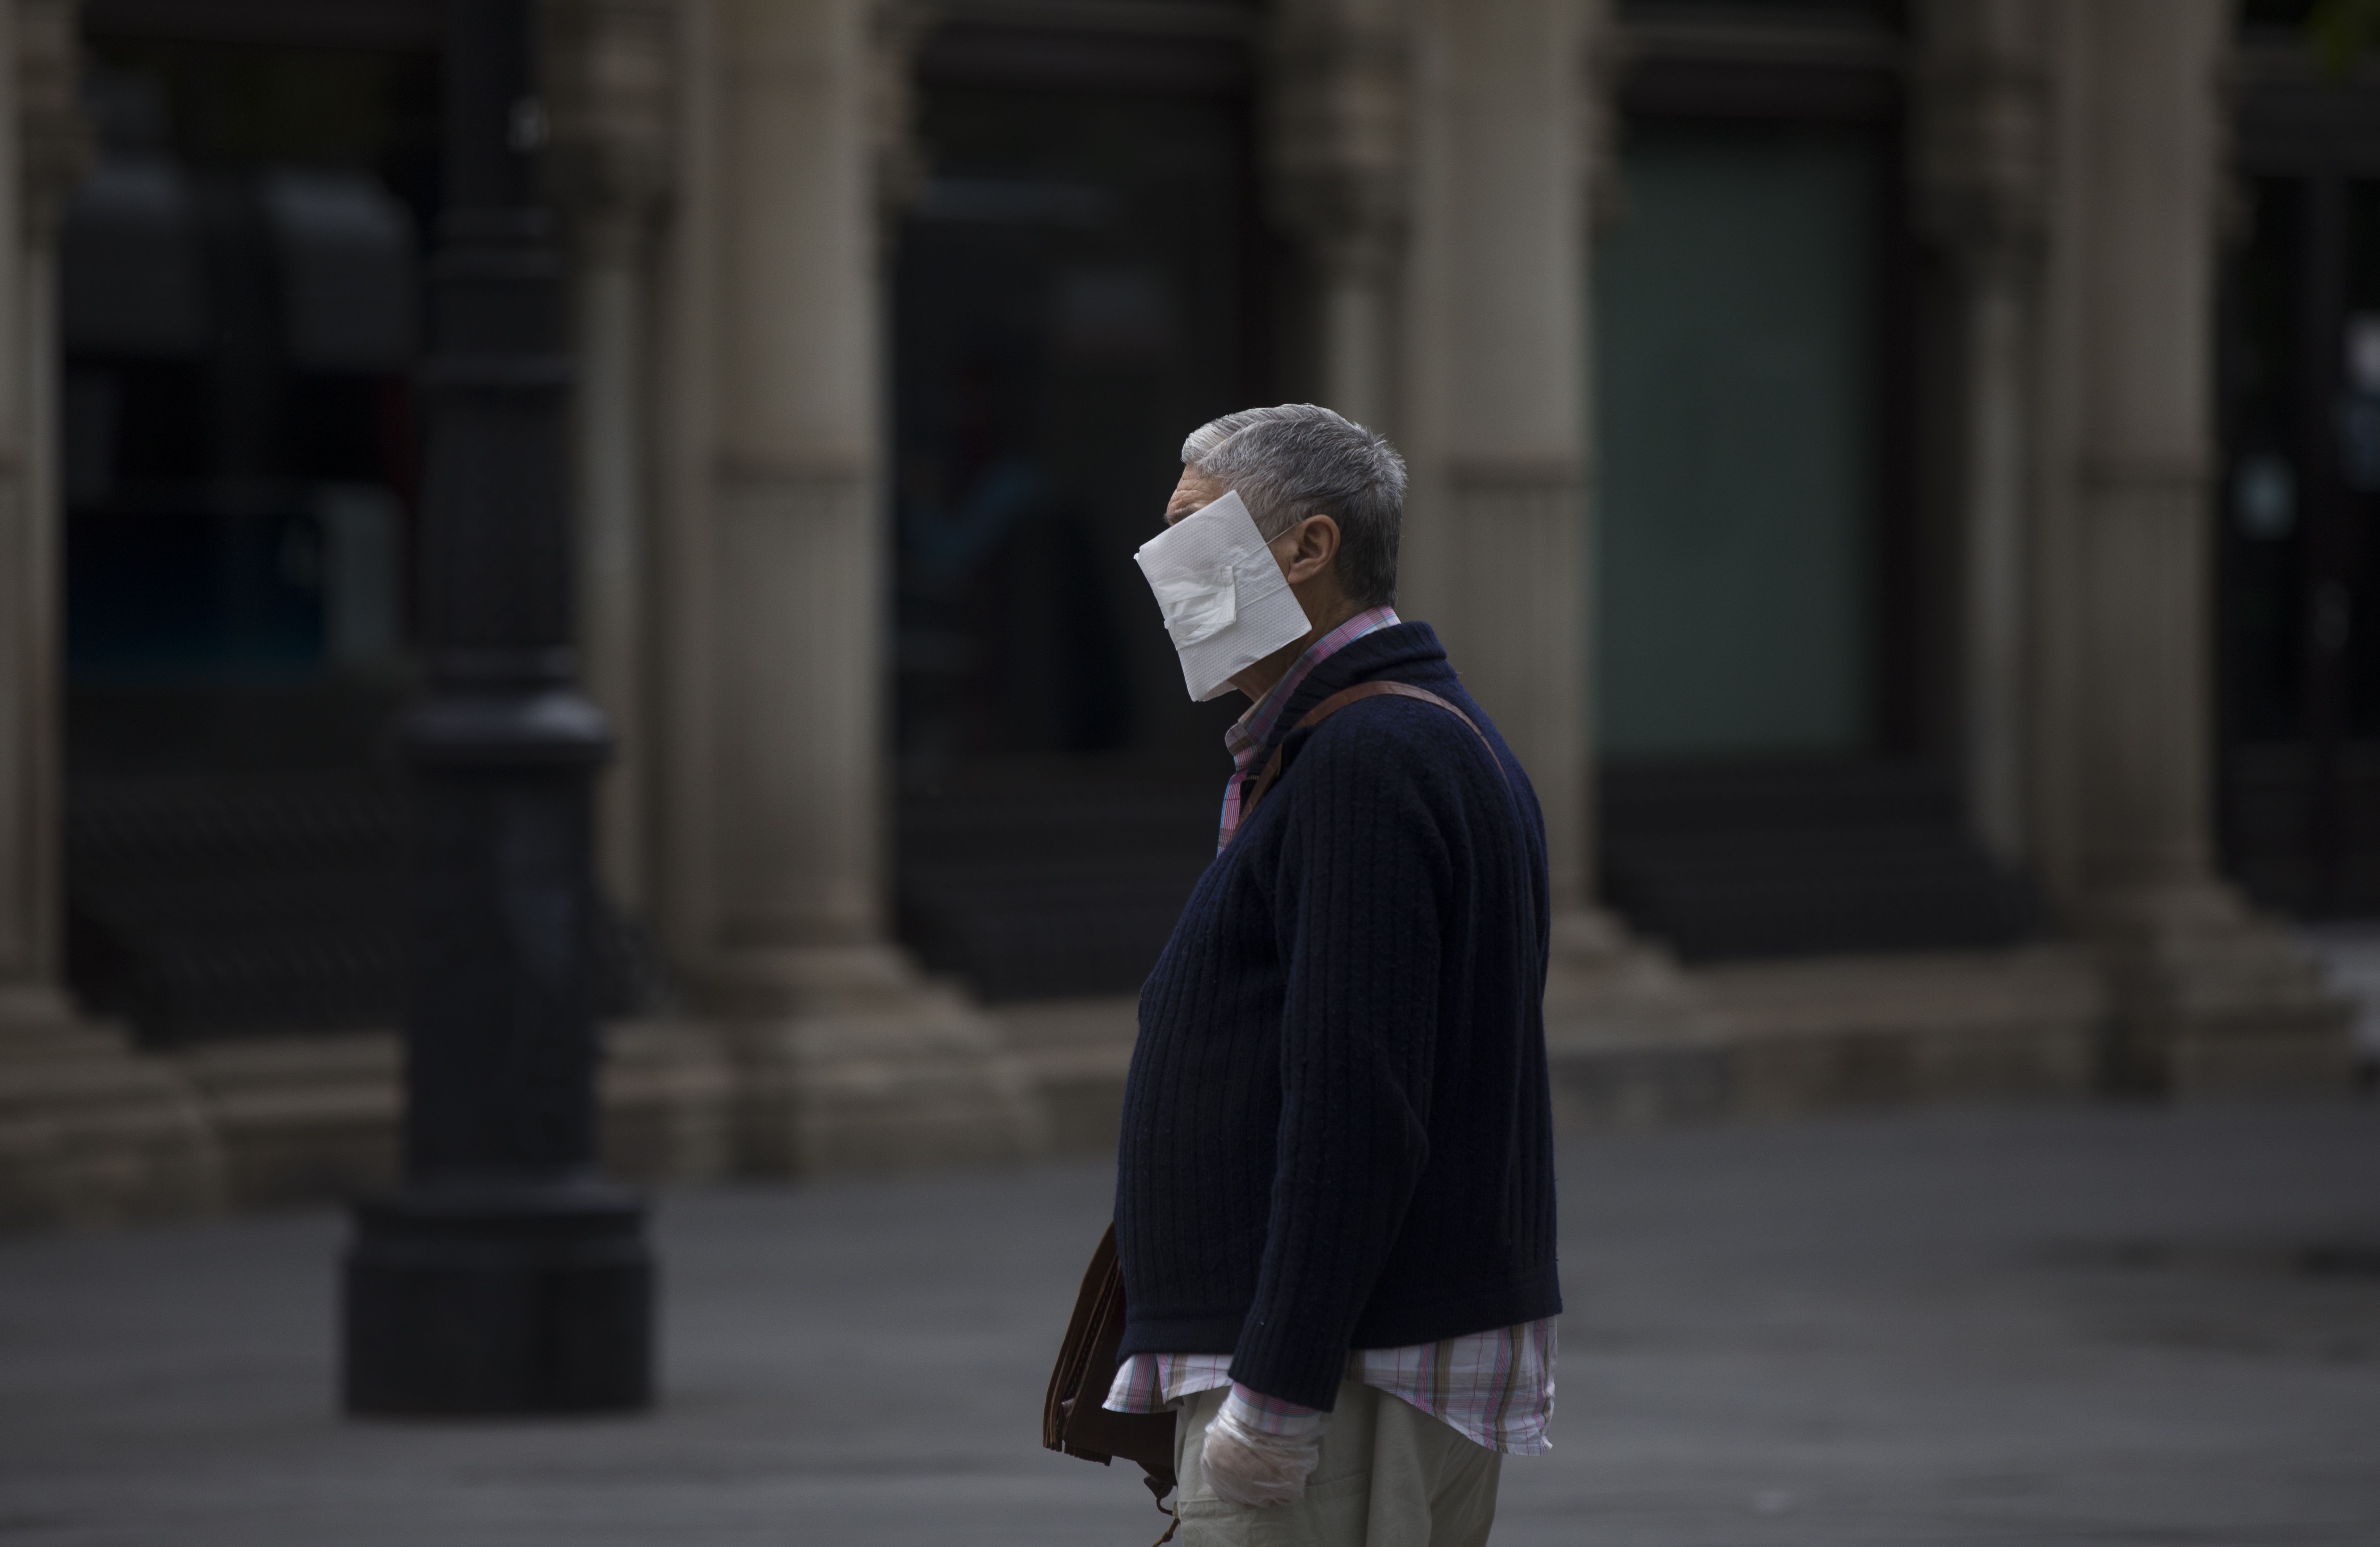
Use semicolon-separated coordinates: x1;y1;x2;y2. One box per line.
1113;621;1562;1411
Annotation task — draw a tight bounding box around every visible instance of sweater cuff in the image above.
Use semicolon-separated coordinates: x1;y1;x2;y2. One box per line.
1226;1333;1351;1412
1226;1381;1329;1437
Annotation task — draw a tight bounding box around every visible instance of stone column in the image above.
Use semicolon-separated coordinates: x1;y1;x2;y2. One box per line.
704;0;886;996
1405;0;1589;907
2035;0;2346;1090
0;0;219;1224
1401;0;1720;1061
649;0;1042;1170
545;0;675;917
1912;0;2048;868
1266;0;1410;433
868;0;934;254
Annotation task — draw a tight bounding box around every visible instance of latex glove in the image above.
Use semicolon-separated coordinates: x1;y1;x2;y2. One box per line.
1198;1383;1331;1509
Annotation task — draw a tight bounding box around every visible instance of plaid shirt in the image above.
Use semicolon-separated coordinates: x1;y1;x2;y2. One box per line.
1103;1318;1560;1455
1215;604;1402;853
1108;605;1560;1456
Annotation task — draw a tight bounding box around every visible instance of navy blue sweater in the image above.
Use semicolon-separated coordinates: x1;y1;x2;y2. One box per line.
1113;621;1561;1410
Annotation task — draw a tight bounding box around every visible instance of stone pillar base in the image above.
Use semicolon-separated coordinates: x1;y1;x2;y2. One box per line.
698;946;1052;1177
176;1035;399;1209
1698;946;2105;1114
1540;908;1737;1130
2082;884;2356;1096
0;989;223;1228
602;1020;740;1184
1543;908;1730;1035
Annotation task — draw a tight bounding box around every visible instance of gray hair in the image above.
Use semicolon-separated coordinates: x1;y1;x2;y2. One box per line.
1180;403;1406;609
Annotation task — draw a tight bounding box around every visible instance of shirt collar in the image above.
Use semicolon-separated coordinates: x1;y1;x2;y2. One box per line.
1224;606;1401;772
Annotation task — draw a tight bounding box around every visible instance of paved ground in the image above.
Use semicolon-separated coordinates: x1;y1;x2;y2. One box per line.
2;1100;2376;1546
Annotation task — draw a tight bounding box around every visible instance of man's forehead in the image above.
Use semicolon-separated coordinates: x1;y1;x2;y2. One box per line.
1166;467;1228;525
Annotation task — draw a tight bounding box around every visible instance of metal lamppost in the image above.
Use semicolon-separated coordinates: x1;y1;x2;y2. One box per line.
342;0;654;1415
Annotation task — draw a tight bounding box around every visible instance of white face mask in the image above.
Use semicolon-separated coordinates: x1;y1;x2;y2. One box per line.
1134;488;1313;702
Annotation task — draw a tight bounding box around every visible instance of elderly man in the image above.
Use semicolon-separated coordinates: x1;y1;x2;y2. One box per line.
1106;404;1559;1546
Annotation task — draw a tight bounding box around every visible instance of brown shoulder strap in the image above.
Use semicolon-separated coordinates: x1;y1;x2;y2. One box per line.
1236;680;1507;835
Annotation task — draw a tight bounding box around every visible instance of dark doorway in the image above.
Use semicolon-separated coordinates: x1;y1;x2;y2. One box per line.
2221;43;2380;920
890;7;1281;1002
62;7;442;1043
64;2;660;1045
1592;2;2035;962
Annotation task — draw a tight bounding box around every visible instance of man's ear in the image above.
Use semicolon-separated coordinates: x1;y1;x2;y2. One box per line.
1280;513;1340;586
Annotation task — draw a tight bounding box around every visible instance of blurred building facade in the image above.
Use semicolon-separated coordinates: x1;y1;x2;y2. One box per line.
0;0;2362;1225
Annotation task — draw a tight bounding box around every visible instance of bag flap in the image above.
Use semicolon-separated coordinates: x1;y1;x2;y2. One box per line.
1042;1222;1179;1491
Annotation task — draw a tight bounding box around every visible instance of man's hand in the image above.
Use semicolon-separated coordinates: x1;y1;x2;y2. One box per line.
1199;1384;1330;1509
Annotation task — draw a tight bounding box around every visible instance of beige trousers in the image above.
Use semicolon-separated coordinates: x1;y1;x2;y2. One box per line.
1170;1382;1502;1547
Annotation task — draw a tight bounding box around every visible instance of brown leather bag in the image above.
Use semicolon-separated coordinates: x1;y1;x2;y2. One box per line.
1042;1223;1178;1498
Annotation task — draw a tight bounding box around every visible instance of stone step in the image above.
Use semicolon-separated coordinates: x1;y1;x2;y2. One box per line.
997;945;2116;1155
3;940;2346;1232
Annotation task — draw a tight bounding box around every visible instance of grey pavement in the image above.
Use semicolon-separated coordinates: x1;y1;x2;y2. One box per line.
3;1101;2377;1546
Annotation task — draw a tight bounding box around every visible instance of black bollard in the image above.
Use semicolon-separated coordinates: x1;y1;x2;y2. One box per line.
341;0;653;1416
